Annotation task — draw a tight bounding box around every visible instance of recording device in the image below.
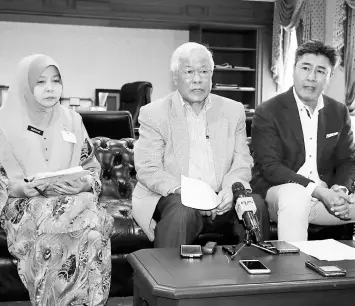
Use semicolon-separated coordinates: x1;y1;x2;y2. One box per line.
239;260;271;274
232;182;262;243
222;245;237;256
180;245;203;258
203;241;217;254
305;261;346;277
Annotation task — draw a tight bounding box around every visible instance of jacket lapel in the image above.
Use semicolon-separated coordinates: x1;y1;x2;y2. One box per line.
283;88;305;156
207;98;229;186
170;91;190;176
317;97;328;166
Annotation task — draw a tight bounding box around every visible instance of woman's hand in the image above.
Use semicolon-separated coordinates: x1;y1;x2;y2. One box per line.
52;177;91;195
10;177;49;198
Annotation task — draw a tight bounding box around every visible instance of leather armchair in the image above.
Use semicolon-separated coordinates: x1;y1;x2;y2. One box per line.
119;81;152;128
79;110;134;139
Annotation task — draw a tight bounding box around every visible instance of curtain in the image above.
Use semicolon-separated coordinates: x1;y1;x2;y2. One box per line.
271;0;306;89
346;0;355;8
345;2;355;111
302;0;326;42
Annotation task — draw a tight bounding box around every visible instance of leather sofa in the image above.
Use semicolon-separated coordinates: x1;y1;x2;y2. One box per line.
0;112;352;302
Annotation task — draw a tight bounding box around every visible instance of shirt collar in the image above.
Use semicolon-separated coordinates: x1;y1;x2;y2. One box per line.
293;86;324;113
177;90;212;111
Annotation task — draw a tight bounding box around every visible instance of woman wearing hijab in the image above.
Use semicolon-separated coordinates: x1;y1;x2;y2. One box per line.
0;54;114;306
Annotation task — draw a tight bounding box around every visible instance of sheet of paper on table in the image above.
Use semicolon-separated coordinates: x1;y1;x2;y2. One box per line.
181;175;219;210
291;239;355;261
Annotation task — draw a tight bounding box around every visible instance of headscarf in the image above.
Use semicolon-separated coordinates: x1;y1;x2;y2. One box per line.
0;54;84;182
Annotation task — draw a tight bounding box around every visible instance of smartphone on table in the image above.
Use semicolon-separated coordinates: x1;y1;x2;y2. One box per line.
180;245;203;258
239;259;271;274
305;261;346;277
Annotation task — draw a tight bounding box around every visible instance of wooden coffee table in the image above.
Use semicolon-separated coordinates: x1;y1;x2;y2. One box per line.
127;241;355;306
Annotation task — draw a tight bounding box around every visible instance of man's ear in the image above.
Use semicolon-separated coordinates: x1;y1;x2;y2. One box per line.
172;72;178;85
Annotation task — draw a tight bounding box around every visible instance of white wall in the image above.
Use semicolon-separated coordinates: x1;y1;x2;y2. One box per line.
0;21;189;102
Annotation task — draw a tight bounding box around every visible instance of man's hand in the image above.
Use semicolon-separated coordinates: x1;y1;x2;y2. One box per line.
216;187;234;216
313;185;353;219
330;184;354;220
199;209;218;220
52;177;90;195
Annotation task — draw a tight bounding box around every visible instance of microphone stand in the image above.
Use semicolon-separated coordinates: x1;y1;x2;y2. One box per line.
230;231;278;259
230;229;259;260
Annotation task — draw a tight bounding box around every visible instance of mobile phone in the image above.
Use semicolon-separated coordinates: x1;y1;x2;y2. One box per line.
202;241;217;254
180;245;203;258
239;259;271;274
305;261;346;277
268;240;300;254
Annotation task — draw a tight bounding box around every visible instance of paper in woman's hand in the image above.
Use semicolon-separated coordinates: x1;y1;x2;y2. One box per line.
33;166;90;184
181;175;219;210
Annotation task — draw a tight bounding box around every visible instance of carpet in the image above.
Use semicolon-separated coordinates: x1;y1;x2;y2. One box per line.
0;296;133;306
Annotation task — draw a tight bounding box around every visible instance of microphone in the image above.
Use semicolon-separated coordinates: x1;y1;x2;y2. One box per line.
232;182;262;244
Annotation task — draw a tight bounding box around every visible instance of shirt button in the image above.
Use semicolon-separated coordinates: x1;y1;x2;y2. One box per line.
310;138;312;140
309;155;312;158
46;148;48;151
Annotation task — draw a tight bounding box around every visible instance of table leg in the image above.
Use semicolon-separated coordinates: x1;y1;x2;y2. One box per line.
133;282;150;306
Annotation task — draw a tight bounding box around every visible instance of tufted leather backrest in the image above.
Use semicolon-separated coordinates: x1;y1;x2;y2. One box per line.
91;137;137;200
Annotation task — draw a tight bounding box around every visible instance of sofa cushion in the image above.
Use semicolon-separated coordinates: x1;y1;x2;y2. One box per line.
101;198;152;254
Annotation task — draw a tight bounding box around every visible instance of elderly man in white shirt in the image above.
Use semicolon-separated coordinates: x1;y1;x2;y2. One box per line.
132;42;269;247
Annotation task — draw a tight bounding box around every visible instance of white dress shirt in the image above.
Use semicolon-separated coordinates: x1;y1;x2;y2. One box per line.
293;87;327;196
178;92;218;191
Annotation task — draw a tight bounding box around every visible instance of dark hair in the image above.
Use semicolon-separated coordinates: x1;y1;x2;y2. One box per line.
294;40;340;69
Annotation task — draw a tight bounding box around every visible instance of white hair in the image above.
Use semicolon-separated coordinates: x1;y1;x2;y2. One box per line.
170;42;214;73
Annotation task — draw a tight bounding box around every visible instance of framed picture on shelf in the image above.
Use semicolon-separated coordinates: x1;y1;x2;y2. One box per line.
95;89;121;111
0;85;9;107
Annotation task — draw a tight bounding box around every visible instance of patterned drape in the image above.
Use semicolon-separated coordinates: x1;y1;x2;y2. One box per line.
271;0;306;88
345;2;355;111
302;0;326;42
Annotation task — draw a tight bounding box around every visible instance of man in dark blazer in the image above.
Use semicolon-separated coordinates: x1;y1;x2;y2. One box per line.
251;40;355;241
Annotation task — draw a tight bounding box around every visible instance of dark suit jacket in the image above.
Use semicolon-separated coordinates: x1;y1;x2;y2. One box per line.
251;87;355;198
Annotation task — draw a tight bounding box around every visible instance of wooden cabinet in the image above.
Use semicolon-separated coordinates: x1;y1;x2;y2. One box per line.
190;25;264;112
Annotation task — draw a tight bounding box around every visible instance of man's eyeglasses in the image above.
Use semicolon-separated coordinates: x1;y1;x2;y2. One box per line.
179;69;212;79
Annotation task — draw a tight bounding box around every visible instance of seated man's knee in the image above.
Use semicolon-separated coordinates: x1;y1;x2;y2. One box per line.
277;183;310;212
160;194;199;222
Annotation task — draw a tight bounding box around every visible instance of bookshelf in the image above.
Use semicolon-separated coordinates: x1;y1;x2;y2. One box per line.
190;25;263;112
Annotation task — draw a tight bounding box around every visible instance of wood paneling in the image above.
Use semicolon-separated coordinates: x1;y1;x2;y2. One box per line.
0;0;274;29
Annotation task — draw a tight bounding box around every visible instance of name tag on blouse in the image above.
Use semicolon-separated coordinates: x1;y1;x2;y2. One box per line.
61;130;77;143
